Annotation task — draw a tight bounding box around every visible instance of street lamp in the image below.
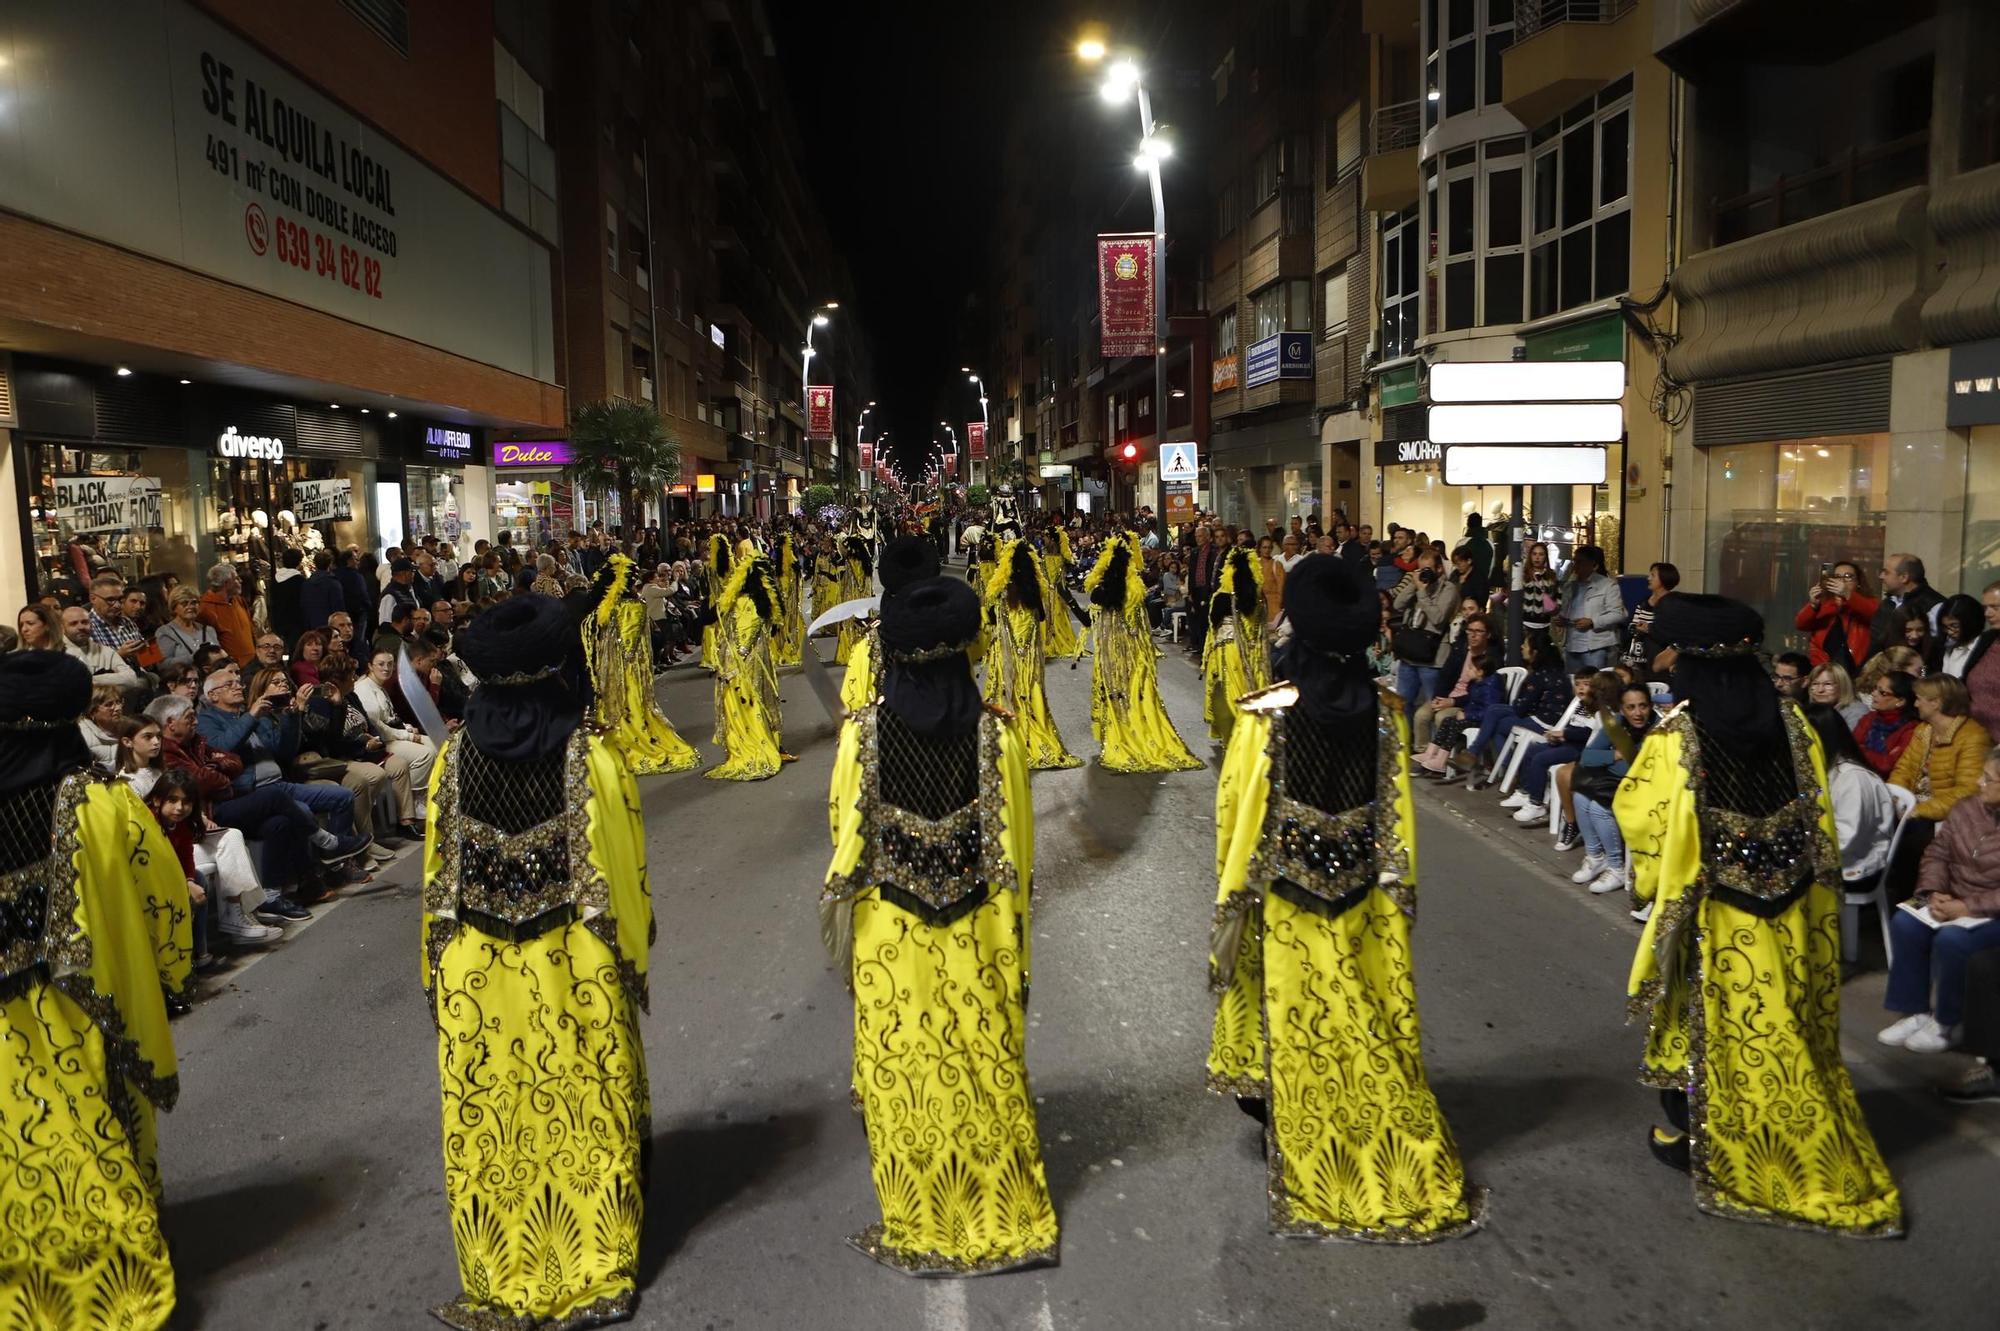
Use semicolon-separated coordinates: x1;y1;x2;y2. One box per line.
1091;47;1171;526
801;301;839;416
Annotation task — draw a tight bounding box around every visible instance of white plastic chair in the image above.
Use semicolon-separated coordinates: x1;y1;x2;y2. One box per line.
1485;696;1583;794
1498;666;1527;702
1842;784;1915;967
1170;611;1187;642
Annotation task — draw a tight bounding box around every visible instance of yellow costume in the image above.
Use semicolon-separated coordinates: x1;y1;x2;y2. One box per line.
982;540;1081;770
585;554;699;775
824;705;1058;1273
773;533;805;667
840;625;880;714
1041;529;1084;659
835;540;872;666
707;551;786;781
0;772;191;1331
1085;533;1201;772
423;729;654;1329
699;533;731;671
1206;686;1478;1241
1201;549;1271;744
811;546;843;628
1617;706;1902;1236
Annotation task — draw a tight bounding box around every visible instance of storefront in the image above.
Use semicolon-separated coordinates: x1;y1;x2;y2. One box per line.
490;439;575;550
398;423;481;548
1207;406;1320;534
11;357;376;595
1948;339;2000;594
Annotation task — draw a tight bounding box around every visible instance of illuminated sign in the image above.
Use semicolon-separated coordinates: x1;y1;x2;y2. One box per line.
422;425;473;462
215;424;284;460
493;440;574;467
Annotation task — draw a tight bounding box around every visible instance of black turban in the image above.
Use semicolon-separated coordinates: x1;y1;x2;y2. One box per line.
0;651;94;796
457;595;584;762
1649;592;1763;654
1652;592;1784;765
879;577;983;739
879;535;941;599
1277;555;1379;725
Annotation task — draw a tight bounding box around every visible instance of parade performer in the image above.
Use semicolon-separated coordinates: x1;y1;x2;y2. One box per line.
585;552;699;774
773;529;806;667
810;535;843;623
835;536;873;667
840;536;940;714
982;538;1081;770
990;484;1023;539
1202;547;1272;744
823;576;1059;1273
1040;525;1085;660
707;542;789;781
423;596;655;1329
1205;555;1480;1242
1085;530;1202;772
0;652;191;1330
700;532;733;670
1617;594;1902;1236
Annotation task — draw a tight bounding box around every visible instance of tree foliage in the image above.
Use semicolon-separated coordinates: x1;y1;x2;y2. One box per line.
801;483;837;517
965;483;990;508
564;399;680;527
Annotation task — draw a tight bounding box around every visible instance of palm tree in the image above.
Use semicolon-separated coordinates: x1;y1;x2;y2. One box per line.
564;399;680;535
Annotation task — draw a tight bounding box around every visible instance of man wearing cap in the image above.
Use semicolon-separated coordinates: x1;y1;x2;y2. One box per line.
1205;554;1479;1242
379;556;422;628
0;651;192;1327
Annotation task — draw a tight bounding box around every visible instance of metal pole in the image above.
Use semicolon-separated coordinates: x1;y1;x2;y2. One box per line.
1137;85;1168;537
1507;484;1525;667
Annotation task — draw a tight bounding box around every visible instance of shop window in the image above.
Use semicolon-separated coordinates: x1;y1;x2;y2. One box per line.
1705;435;1891;650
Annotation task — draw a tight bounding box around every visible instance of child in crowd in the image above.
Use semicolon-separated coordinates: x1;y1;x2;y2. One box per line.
145;769;214;977
1415;648;1505;779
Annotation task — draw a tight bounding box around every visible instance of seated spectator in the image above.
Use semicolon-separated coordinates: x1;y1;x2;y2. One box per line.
1890;675;1993;823
142;766;282;949
154;585;221;666
1806;703;1900;888
1899;607;1940;676
1499;668;1602;820
1806;661;1866;728
86;571;154;687
192;664;370;903
1414;647;1504;780
1966;582;2000;738
306;653;420;842
1569;680;1659;894
1938;594;1984;679
1877;744;2000;1054
373;602;416;660
78;684;125;768
251;631;288;678
1853;669;1920;778
290;628;332;686
1793;561;1875;668
1772;650;1810;703
354;647;440;812
326;610;360;658
1366;592;1396;680
156;660;200;703
1856;644;1926;694
61;605;140;690
192;643;235;680
1466;628;1567;775
141;768;214;976
1414;608;1493;752
15;603;62;652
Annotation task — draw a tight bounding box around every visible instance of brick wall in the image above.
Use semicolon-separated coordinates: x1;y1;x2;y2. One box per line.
0;213;564;428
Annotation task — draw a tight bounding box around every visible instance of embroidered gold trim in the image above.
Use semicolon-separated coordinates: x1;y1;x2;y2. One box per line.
430;1289;636;1331
846;1222;1059;1277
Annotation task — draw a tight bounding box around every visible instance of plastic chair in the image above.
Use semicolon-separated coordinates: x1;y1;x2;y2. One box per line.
1649;680;1672;705
1498;666;1527;702
1484;697;1582;794
1842;784;1915;967
1170;611;1187;642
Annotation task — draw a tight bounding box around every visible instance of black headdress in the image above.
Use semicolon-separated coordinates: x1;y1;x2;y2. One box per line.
878;577;983;739
1089;538;1132;610
0;652;93;797
1279;554;1380;725
879;535;941;600
1652;593;1782;765
456;594;584;763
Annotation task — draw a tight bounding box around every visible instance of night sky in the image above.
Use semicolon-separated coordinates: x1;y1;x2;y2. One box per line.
771;0;1077;479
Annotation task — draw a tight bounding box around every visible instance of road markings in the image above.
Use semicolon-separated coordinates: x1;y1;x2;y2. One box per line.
923;1278;969;1331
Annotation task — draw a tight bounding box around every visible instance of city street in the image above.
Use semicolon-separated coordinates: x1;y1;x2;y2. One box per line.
158;635;2000;1331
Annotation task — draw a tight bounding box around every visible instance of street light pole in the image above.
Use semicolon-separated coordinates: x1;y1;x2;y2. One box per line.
1136;86;1168;536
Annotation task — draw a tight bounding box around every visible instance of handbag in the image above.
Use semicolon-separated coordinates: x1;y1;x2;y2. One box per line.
1392;599;1442;664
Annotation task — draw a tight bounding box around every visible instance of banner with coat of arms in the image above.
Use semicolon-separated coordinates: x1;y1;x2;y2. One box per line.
1097;233;1156;359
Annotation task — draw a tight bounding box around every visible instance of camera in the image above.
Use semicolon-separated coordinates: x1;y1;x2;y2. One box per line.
1418;567;1438;585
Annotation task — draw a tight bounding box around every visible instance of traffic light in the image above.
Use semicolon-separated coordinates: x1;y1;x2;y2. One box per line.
1121;442;1138;461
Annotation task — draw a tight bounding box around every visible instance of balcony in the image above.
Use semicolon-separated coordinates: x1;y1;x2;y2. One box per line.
1501;0;1641;130
1712;130;1930;245
1363;100;1421;212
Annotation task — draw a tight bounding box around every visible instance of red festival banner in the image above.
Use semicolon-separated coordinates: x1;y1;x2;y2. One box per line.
942;451;957;476
1098;233;1156;359
967;421;987;460
806;385;834;439
859;440;874;470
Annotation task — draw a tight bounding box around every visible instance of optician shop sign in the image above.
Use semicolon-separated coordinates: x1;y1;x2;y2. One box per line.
421;426;475;463
493;440;575;468
0;0;556;384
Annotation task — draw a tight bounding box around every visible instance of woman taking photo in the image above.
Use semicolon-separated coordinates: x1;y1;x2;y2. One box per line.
1793;560;1876;669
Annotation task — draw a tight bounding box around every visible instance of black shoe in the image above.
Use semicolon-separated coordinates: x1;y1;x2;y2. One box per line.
1940;1061;2000;1105
254;897;313;924
315;832;371;865
1235;1095;1268;1125
1648;1126;1690;1173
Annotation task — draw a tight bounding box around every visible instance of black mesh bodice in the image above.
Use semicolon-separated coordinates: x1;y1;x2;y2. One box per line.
459;742;566;833
878;708;978;819
1694;721;1798;818
0;782;59;875
1284;712;1377;816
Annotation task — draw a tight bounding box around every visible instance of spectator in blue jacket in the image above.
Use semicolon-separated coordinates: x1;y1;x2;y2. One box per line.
1568;681;1659;894
1466;629;1568;773
299;549;347;629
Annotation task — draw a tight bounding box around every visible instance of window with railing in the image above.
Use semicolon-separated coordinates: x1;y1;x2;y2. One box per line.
1528;80;1632;319
1515;0;1635;39
1374;99;1423;155
1426;0;1515;130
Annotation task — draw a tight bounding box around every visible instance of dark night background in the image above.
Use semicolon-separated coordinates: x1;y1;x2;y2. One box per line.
772;1;1075;477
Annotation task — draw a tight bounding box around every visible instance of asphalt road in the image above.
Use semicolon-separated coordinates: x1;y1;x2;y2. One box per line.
157;617;2000;1331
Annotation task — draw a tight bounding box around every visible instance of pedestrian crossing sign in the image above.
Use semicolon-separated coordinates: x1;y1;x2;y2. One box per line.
1161;441;1199;482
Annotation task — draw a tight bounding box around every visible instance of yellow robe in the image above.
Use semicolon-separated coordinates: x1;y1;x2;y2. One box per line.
1088;584;1201;772
708;592;785;781
823;709;1059;1273
835;557;870;666
1042;536;1083;660
1616;709;1902;1237
774;543;805;667
0;774;192;1331
587;594;699;775
423;733;654;1330
1206;693;1479;1241
840;625;880;715
1201;611;1270;744
983;603;1080;770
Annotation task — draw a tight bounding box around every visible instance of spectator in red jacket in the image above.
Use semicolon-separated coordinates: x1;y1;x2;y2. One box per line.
1794;560;1878;669
1853;669;1921;779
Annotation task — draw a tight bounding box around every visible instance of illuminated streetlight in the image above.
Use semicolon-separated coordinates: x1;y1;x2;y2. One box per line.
1076;37;1107;62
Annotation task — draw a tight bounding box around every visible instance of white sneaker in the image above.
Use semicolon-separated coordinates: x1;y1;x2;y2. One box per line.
1877;1013;1932;1047
1631;901;1653;923
217;899;283;946
1512;802;1547;824
1589;867;1627;894
1903;1016;1960;1054
1498;790;1528;810
1571;853;1608;885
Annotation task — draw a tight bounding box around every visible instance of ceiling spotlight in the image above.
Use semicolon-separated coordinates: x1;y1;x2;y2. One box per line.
387;411;398;419
360;407;370;414
329;403;340;409
178;378;191;385
115;366;132;377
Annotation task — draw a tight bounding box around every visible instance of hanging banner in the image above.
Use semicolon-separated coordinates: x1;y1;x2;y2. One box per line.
1097;233;1156;359
807;385;834;440
859;440;874;469
942;451;957;476
52;475;162;533
290;477;353;523
968;422;987;460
